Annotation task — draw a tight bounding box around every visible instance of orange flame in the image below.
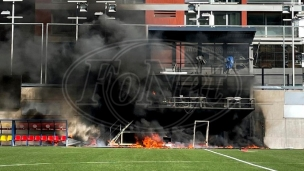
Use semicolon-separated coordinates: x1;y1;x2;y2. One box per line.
246;144;259;149
142;133;165;148
225;145;233;149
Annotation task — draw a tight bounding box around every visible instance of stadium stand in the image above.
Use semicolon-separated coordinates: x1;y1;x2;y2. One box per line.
0;119;67;146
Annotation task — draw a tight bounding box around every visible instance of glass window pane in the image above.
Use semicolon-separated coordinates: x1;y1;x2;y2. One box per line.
186;12;197;25
266;13;282;25
228;12;240;25
248;13;264;25
214;12;226;25
199;16;209;25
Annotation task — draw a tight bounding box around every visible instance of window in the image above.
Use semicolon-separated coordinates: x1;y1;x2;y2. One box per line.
186;12;197;25
213;0;240;3
228;12;240;25
247;0;297;3
52;0;66;2
253;45;301;68
248;13;264;25
248;12;283;25
214;13;226;25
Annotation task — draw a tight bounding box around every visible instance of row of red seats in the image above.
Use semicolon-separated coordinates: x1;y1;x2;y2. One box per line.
14;135;67;142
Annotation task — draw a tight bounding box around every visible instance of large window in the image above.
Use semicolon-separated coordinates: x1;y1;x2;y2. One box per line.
248;12;283;25
247;0;297;3
253;45;301;68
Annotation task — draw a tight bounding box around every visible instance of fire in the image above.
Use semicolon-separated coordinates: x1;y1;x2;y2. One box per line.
142;133;165;148
246;144;259;149
133;136;143;148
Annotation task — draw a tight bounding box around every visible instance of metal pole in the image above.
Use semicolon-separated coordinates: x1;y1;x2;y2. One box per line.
196;4;200;26
76;3;79;41
41;23;44;84
76;17;79;41
292;5;295;86
283;25;286;86
262;68;265;86
11;1;15;75
105;2;107;16
45;23;49;84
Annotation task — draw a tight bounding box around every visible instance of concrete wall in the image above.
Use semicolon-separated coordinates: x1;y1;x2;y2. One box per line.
254;90;304;149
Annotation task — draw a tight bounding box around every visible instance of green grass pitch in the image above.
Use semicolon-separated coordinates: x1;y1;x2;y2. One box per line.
0;147;303;171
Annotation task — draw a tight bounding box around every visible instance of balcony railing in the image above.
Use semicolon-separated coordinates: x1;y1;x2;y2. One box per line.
251;25;298;38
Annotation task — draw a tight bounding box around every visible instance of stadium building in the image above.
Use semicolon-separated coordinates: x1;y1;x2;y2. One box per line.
0;0;303;149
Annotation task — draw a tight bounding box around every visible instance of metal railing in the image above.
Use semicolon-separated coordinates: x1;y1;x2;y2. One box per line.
149;96;255;109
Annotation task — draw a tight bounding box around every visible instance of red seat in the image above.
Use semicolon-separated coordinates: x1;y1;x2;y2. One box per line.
21;135;27;141
54;136;59;142
34;135;40;141
15;135;21;141
47;136;54;142
27;135;34;141
41;135;47;141
60;135;67;141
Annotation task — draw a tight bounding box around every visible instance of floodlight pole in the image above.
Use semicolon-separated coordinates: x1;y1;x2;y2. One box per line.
291;5;295;86
3;0;23;75
76;3;79;41
11;1;15;75
283;25;286;86
196;4;200;26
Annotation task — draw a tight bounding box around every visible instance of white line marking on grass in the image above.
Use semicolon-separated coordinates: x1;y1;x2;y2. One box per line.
0;163;51;167
205;149;277;171
0;161;204;167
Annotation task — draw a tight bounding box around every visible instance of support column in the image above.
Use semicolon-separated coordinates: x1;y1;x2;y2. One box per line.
249;44;254;74
197;42;203;74
172;42;176;71
241;0;247;26
12;120;15;147
197;42;203;96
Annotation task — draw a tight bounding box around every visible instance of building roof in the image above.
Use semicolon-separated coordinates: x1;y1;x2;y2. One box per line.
148;26;256;44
